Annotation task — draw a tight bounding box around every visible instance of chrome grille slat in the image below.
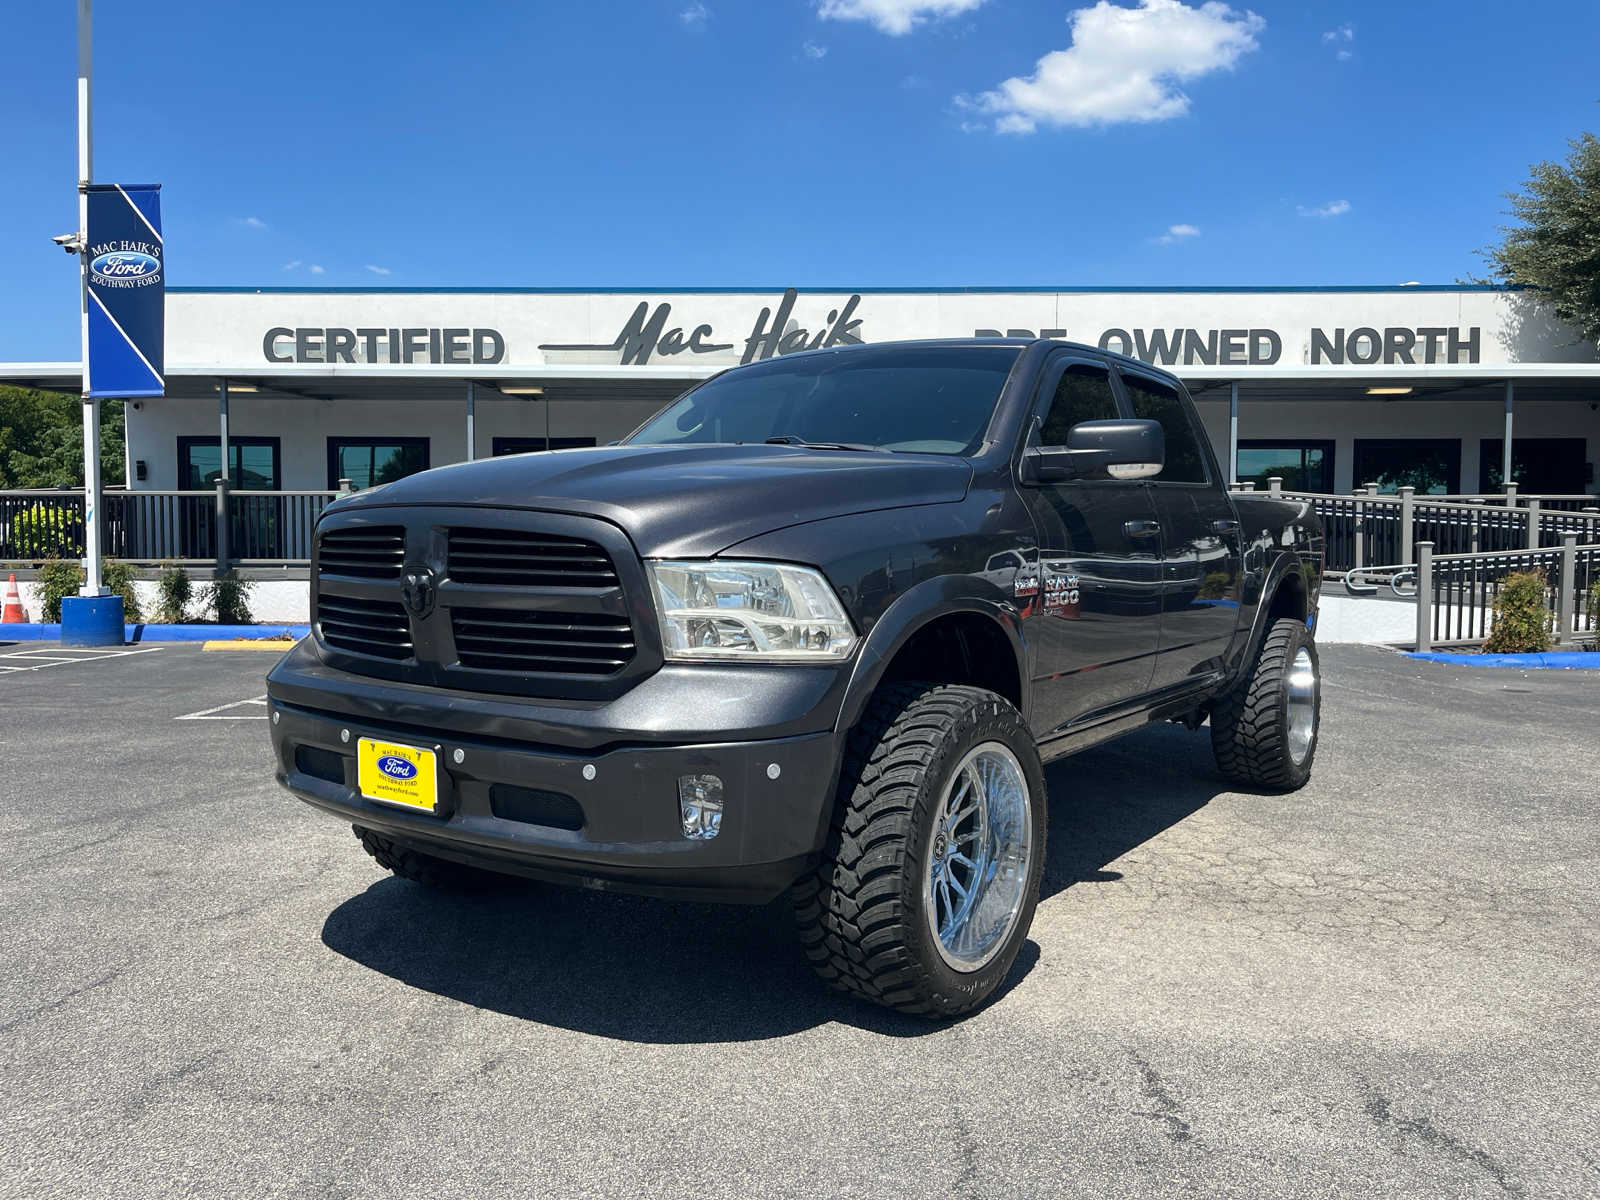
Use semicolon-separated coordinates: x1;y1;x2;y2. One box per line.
317;593;413;661
450;606;635;676
447;527;621;588
317;526;406;580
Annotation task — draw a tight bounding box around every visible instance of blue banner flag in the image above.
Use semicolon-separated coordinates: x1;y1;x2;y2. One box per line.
85;183;164;397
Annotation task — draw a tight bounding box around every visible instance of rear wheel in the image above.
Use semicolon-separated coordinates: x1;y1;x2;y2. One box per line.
1210;618;1321;791
353;825;505;889
794;682;1045;1018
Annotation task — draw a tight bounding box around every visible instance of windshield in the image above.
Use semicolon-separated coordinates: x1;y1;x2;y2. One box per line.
626;345;1022;455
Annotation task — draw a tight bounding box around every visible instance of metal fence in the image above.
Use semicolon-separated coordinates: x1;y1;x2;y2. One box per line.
1232;479;1600;573
0;486;339;566
1409;536;1600;650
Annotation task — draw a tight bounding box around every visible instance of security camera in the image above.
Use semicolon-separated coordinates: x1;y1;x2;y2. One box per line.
52;232;85;254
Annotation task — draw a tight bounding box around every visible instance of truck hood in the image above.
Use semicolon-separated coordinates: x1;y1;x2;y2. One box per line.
331;443;973;558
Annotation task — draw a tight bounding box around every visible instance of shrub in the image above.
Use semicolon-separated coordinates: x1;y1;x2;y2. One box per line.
154;562;193;623
11;504;83;560
37;557;83;623
101;559;142;623
1483;569;1553;654
204;568;254;624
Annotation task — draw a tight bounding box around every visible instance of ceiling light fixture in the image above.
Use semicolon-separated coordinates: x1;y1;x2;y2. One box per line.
501;385;545;396
1366;386;1413;396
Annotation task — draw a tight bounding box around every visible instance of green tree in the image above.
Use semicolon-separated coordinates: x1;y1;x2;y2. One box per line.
1484;132;1600;346
0;385;125;489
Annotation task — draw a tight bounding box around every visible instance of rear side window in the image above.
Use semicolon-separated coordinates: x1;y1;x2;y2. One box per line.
1121;373;1208;483
1039;364;1119;446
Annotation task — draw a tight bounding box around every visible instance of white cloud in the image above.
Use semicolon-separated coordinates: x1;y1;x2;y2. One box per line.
282;260;301;271
967;0;1264;133
1155;222;1201;243
237;216;267;229
803;40;829;59
1323;22;1353;60
1298;199;1351;218
679;2;710;28
817;0;988;37
308;264;326;275
365;264;391;275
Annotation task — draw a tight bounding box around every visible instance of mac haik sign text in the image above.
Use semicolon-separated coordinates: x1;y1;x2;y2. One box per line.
236;290;1535;370
85;184;164;397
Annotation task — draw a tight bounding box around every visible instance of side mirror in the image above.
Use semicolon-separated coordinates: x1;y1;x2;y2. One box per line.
1020;419;1165;484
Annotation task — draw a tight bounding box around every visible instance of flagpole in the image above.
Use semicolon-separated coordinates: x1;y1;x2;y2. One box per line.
78;0;107;596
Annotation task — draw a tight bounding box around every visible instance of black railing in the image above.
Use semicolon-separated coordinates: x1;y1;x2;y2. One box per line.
0;488;338;565
1414;539;1600;649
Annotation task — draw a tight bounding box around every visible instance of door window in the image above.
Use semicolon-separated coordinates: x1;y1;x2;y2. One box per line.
327;438;430;490
1038;364;1120;446
1120;374;1208;483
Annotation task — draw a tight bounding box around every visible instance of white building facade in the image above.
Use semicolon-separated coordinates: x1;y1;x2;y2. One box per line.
7;284;1599;499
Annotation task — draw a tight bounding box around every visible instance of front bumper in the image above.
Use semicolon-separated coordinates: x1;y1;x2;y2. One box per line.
267;644;847;903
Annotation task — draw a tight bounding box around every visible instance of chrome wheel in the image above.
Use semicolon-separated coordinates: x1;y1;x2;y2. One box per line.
923;742;1033;972
1286;646;1318;765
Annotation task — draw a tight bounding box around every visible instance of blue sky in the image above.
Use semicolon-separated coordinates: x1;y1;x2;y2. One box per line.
1;0;1596;361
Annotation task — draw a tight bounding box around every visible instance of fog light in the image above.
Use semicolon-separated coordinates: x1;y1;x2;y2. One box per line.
678;774;724;841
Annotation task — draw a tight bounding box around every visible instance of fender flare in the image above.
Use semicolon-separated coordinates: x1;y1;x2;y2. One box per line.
834;577;1029;737
1228;551;1311;686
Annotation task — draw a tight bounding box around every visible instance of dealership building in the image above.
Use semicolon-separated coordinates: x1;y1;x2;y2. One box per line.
4;284;1598;499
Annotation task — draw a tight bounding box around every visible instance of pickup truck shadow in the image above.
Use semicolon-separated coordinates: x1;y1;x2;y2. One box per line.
319;723;1228;1043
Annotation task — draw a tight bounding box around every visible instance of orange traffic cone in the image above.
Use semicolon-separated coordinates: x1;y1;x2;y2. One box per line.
1;573;26;624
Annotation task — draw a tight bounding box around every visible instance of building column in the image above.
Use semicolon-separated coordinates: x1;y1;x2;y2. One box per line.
466;380;476;462
1502;380;1514;492
218;379;230;483
1227;382;1239;485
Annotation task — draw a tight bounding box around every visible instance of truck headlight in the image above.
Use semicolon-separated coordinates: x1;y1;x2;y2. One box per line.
647;560;858;662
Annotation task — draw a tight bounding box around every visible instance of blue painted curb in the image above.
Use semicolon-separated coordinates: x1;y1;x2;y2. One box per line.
1405;650;1600;670
0;624;309;643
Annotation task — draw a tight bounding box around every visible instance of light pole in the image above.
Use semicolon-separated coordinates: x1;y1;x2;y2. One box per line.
77;0;108;597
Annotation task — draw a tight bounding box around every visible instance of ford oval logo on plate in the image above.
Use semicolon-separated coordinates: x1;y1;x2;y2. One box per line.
90;250;160;281
377;755;418;780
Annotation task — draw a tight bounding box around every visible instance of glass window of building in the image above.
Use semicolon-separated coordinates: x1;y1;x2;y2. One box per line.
178;437;280;490
327;438;430;490
1236;441;1335;492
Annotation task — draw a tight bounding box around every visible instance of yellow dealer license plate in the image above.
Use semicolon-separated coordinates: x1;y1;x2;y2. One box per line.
357;739;439;813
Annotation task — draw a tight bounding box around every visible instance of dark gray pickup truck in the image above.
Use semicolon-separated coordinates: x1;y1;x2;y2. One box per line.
268;338;1323;1017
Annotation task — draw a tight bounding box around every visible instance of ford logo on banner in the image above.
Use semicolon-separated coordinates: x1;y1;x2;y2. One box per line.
90;250;160;282
85;183;165;398
378;755;419;780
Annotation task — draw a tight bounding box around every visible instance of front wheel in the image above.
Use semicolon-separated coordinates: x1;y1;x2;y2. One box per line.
1210;618;1321;791
794;683;1046;1019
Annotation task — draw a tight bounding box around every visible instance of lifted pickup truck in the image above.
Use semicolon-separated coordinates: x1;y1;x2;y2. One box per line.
268;339;1322;1017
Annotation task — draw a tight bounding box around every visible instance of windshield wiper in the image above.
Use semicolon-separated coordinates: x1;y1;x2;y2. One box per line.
764;435;886;452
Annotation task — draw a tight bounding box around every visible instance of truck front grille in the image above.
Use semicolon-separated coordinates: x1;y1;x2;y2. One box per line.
317;526;405;579
317;595;413;661
451;608;635;676
312;508;656;700
447;527;619;588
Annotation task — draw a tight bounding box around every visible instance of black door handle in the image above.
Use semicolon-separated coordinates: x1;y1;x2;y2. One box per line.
1123;519;1161;538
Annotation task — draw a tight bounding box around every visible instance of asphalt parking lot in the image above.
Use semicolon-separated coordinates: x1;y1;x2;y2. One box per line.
1;642;1595;1199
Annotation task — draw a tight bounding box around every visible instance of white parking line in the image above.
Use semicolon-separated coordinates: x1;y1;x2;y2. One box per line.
175;696;269;720
0;646;163;673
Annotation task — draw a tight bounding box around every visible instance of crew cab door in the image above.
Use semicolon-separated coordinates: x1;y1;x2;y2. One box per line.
1017;354;1163;737
1114;366;1243;688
